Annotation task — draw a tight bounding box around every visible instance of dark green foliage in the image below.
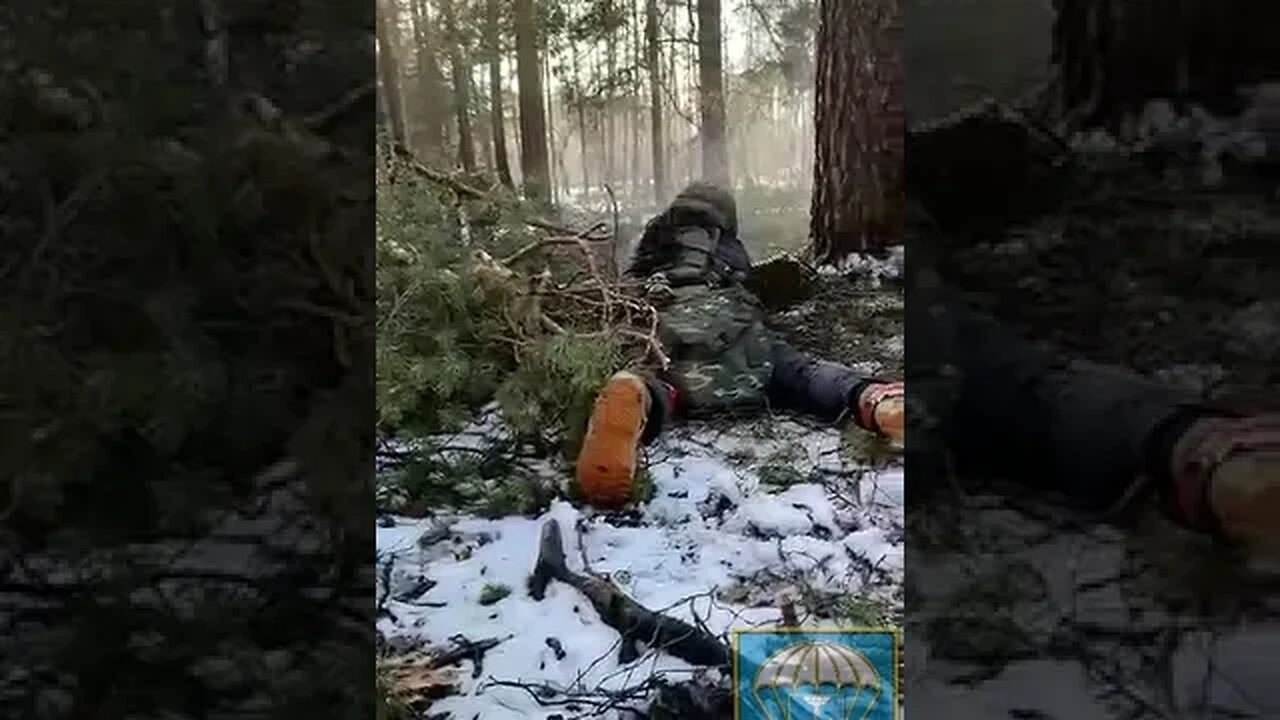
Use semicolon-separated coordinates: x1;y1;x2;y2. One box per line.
376;157;629;514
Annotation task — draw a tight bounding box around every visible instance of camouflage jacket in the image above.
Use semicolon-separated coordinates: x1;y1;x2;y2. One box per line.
627;188;868;419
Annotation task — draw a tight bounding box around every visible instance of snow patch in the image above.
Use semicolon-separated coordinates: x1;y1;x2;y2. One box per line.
377;419;903;718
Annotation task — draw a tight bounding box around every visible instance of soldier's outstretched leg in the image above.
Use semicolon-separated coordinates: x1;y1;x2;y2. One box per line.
908;287;1280;551
575;362;907;509
575;371;677;508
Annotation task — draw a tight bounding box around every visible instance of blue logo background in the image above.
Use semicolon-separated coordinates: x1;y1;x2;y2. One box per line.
734;629;898;720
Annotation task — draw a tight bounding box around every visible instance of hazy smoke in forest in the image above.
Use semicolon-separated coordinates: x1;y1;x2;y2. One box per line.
380;0;820;233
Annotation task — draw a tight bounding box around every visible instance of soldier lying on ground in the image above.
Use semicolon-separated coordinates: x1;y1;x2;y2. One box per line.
909;280;1280;555
576;182;1280;556
574;182;906;508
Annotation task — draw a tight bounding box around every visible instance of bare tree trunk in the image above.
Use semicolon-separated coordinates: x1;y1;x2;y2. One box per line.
376;0;409;147
486;0;514;187
669;8;684;188
604;20;617;191
515;0;552;203
645;0;666;203
476;76;495;170
696;0;727;187
594;49;608;193
440;0;476;172
544;52;559;205
408;0;448;156
630;0;643;197
809;0;903;262
571;39;591;195
684;0;698;185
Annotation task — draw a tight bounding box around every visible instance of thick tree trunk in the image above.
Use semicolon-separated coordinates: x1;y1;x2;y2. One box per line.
375;0;408;147
809;0;904;263
645;0;666;204
696;0;728;187
440;0;476;172
515;0;552;203
486;0;514;187
1052;0;1280;129
409;0;448;156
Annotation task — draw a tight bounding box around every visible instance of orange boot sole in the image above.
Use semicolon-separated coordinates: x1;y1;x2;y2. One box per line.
857;381;905;444
1209;448;1280;552
576;372;650;509
1174;415;1280;550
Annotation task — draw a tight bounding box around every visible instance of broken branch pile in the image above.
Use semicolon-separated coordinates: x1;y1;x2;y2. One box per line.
384;146;670;374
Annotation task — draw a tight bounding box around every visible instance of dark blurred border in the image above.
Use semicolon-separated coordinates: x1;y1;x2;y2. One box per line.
1;2;374;716
905;1;1280;717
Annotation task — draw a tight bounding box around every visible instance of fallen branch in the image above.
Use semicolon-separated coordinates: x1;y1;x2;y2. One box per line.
391;143;609;239
528;217;610;238
527;520;730;668
501;232;612;267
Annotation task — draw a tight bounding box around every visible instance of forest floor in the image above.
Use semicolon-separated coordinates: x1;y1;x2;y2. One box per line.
375;258;906;719
908;138;1280;716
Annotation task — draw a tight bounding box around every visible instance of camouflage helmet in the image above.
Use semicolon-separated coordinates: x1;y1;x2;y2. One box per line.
673;181;738;236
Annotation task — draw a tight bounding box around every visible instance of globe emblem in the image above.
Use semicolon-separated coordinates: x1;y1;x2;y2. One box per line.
751;640;882;720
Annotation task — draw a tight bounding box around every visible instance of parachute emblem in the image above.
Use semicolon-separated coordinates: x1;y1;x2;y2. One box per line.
750;640;883;720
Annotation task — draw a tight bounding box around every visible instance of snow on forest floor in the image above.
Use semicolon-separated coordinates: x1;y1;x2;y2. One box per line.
377;416;903;719
907;489;1280;718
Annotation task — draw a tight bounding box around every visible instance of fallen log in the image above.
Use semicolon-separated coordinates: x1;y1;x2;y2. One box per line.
527;519;731;668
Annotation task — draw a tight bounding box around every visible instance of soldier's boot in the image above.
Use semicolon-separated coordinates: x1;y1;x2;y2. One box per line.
1168;414;1280;552
855;381;906;445
576;371;673;508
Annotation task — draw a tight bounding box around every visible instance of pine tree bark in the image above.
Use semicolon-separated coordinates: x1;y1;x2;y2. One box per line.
376;0;408;147
809;0;903;262
515;0;552;203
439;0;476;172
645;0;666;204
696;0;728;187
486;0;514;187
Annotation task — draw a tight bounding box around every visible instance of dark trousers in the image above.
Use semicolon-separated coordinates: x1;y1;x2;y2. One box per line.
639;340;875;444
906;288;1211;514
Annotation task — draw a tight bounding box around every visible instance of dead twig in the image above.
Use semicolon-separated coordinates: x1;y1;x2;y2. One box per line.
501;233;612;267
